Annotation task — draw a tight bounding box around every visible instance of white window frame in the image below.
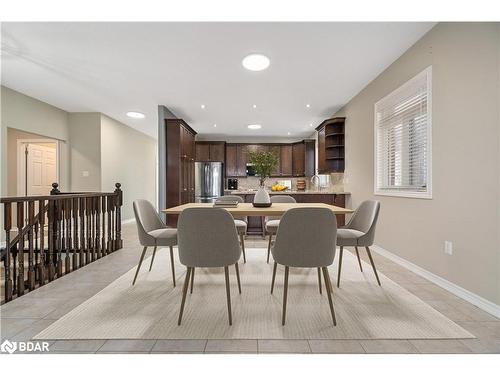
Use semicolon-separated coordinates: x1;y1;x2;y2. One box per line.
374;66;432;199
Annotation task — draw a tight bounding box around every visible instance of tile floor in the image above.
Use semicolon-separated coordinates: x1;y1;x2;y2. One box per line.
1;223;499;354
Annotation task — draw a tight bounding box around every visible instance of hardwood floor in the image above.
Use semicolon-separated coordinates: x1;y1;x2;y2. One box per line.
1;222;498;354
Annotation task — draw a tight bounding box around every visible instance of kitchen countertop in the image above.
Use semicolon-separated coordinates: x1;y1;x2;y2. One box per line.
225;189;350;195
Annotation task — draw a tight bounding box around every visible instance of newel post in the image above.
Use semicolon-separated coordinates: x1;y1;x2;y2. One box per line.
114;183;123;250
50;182;60;195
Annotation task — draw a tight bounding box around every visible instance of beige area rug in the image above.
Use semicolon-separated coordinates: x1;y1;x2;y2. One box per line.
35;248;473;340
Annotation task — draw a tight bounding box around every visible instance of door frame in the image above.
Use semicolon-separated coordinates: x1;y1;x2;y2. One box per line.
17;138;60;196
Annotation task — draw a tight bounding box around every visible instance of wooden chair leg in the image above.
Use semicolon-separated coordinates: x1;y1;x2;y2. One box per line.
224;266;232;325
365;246;381;286
148;246;157;271
282;266;289;325
270;261;277;294
322;267;337;325
190;267;195;294
354;246;363;272
169;246;176;287
267;234;273;263
317;267;322;294
132;246;147;285
235;263;242;294
336;246;343;288
177;267;192;325
239;234;247;263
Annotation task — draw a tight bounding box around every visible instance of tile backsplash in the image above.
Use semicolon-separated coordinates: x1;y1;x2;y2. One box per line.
227;173;345;192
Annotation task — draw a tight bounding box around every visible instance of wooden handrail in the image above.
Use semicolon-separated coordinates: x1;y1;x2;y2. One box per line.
1;182;123;303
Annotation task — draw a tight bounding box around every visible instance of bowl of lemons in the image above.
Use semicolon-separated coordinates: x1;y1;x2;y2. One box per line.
271;183;288;192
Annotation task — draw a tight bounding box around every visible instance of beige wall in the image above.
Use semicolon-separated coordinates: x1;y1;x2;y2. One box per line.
335;23;500;304
68;113;102;191
100;115;157;221
1;86;70;196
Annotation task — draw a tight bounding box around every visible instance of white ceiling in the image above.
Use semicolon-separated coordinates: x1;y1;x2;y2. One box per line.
1;22;435;139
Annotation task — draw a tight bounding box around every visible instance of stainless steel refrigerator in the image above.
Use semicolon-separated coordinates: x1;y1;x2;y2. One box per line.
195;162;224;203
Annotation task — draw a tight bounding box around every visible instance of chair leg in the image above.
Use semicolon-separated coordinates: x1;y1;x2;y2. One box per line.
149;246;157;271
267;234;273;263
317;267;322;294
322;267;337;326
282;266;289;325
177;267;192;325
224;266;232;325
169;246;176;287
239;234;247;263
132;246;147;285
354;246;363;272
365;246;381;286
337;246;343;287
190;267;195;294
270;261;277;294
235;263;242;294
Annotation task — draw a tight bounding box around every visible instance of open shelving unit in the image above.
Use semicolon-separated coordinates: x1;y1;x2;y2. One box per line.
316;117;345;173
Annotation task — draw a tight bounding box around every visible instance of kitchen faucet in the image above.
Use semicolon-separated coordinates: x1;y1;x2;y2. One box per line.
311;174;321;191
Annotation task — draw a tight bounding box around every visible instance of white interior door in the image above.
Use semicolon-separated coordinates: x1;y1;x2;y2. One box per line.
26;143;58;196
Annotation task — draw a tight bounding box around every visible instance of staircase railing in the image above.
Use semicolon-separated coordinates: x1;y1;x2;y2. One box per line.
1;183;123;303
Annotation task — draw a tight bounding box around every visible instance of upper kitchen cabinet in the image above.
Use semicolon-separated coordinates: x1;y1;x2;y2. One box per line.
316;117;345;173
226;144;247;177
292;140;315;177
280;145;293;176
195;141;225;162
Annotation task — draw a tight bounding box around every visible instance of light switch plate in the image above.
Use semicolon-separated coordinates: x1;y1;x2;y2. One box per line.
444;241;453;255
82;171;89;177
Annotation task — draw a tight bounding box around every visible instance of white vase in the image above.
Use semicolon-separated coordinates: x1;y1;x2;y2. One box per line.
254;186;271;204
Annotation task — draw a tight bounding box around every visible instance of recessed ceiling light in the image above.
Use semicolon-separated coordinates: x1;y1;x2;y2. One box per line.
201;104;206;109
253;104;257;109
213;124;217;127
247;124;262;130
126;111;145;119
309;123;313;127
242;54;270;71
287;132;291;135
306;104;311;108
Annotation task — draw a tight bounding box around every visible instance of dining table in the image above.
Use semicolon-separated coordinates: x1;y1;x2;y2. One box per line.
163;202;354;216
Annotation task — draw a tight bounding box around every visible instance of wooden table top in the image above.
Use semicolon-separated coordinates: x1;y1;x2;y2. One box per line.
163;202;353;216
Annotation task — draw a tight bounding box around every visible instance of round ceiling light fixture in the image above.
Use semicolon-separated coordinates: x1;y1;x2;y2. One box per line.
126;111;145;119
247;124;262;130
242;54;270;71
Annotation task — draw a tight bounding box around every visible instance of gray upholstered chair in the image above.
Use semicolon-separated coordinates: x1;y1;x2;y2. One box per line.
132;199;177;286
336;200;381;287
265;195;297;263
216;195;248;263
177;207;242;326
271;208;337;326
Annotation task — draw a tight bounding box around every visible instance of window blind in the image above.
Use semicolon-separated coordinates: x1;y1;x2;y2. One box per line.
374;67;432;198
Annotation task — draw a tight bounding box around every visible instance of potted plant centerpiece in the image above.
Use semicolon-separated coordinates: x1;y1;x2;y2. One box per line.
248;150;279;206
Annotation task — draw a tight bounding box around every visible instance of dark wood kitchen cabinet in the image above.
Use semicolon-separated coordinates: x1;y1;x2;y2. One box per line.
226;144;247;177
165;119;196;226
316;117;345;173
280;145;293;176
292;140;315;177
236;145;248;176
195;141;225;162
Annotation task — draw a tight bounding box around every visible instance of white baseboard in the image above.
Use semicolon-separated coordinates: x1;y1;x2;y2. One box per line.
121;218;135;225
372;245;500;319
